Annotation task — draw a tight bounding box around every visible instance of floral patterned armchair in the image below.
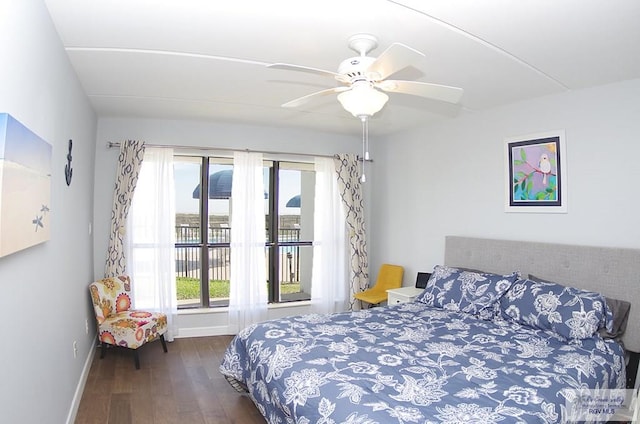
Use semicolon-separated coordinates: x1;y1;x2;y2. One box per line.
89;275;168;369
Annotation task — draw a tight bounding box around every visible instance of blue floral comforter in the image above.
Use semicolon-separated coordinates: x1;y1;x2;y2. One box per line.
220;302;625;423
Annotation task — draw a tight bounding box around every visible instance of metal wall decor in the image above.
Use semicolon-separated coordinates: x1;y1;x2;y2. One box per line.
65;139;73;186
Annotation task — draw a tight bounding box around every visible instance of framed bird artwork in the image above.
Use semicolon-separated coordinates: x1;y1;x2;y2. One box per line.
504;130;567;213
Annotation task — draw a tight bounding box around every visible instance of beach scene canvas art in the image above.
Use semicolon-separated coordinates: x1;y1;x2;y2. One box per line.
0;113;52;257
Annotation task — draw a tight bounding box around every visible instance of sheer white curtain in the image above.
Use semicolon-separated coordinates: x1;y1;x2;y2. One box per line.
228;151;268;333
311;157;348;314
126;147;178;341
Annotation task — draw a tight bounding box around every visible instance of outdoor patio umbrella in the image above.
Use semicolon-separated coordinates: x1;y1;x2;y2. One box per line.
192;169;267;199
286;194;301;208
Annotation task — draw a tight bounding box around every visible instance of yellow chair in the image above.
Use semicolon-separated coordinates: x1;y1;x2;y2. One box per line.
354;264;404;307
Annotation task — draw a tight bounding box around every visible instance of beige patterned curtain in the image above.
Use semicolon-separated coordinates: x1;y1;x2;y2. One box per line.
105;140;146;277
334;153;369;310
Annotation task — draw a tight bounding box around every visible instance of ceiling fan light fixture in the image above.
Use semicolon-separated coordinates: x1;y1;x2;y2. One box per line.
337;83;389;118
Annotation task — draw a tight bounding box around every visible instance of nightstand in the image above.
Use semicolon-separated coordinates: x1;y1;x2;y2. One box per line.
386;287;424;305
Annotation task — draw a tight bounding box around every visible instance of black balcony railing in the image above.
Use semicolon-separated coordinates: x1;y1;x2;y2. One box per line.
174;226;301;282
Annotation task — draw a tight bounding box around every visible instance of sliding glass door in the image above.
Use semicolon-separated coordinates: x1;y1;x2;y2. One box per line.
174;156;315;308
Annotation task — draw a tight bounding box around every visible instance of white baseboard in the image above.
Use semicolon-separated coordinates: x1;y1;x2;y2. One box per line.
176;325;230;338
66;339;97;424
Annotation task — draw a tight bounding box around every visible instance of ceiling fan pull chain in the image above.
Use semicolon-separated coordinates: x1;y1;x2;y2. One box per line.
364;118;370;161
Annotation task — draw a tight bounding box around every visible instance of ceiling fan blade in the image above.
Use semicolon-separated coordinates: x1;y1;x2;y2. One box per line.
281;86;350;108
367;43;426;81
267;63;348;82
376;80;464;104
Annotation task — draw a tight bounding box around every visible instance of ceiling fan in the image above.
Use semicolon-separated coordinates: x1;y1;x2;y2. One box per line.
267;33;464;118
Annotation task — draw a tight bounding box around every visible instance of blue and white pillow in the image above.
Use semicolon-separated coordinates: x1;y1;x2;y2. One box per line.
415;265;518;318
499;278;613;340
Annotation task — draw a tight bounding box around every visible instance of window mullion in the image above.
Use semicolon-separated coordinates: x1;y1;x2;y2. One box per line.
200;157;210;307
268;162;280;303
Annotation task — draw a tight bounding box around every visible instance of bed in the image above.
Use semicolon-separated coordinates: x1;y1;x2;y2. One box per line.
220;236;640;423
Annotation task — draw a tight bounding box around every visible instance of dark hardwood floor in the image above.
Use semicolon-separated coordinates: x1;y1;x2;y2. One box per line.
75;336;265;424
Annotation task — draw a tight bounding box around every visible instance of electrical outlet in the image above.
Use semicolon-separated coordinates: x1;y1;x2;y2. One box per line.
85;318;89;334
73;341;78;358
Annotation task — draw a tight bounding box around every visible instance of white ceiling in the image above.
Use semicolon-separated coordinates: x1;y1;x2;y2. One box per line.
44;0;640;136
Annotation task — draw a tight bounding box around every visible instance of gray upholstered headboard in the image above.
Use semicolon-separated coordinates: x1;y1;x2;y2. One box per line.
444;236;640;352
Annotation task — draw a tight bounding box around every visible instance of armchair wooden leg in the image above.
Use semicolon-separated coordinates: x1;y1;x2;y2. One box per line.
160;334;168;353
133;350;140;370
100;342;107;359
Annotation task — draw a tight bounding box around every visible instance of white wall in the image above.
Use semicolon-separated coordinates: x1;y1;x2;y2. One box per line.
0;1;97;423
94;117;362;333
369;79;640;285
